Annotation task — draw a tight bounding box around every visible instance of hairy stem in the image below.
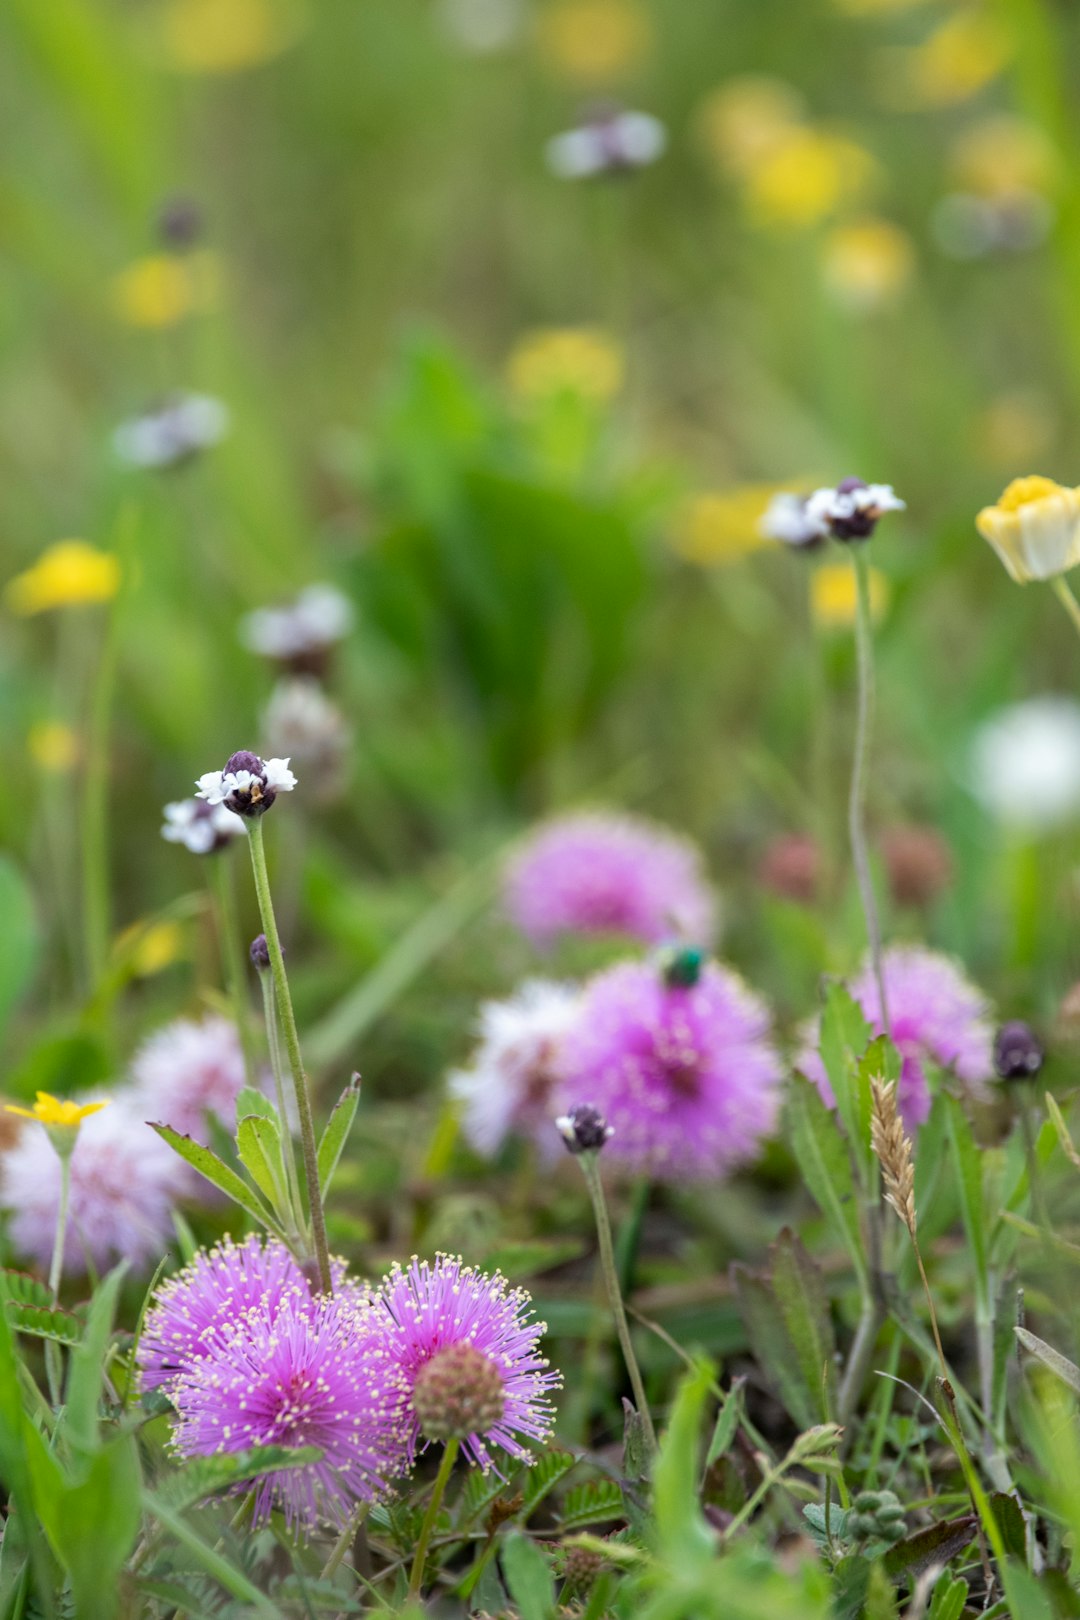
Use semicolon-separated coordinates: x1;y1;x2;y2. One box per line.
849;547;889;1035
579;1153;658;1455
259;969;304;1238
209;853;258;1087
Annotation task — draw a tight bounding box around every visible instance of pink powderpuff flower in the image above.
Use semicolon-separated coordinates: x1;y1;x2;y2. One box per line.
505;811;718;949
170;1290;409;1533
0;1098;185;1276
796;946;994;1132
130;1015;251;1144
557;955;783;1180
376;1255;561;1471
448;979;582;1159
138;1235;311;1391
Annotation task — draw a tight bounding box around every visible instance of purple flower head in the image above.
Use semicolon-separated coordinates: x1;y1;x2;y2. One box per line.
803;478;905;543
797;946;994;1132
0;1098;185;1276
161;796;245;855
195;752;297;818
448;979;581;1160
138;1235;311;1391
130;1014;252;1145
505;811;718;950
376;1255;561;1471
170;1290;409;1533
558;958;782;1181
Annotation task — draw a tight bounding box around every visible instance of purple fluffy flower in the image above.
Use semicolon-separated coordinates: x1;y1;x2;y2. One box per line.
138;1235;312;1391
558;958;782;1180
0;1099;184;1276
505;811;718;949
130;1015;251;1143
170;1290;409;1532
796;946;994;1131
376;1255;561;1471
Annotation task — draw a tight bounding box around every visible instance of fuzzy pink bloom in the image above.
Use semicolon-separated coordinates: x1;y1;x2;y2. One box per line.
449;979;581;1159
170;1290;409;1532
796;946;994;1131
0;1100;184;1276
558;958;782;1180
131;1015;250;1142
505;811;717;948
377;1255;561;1471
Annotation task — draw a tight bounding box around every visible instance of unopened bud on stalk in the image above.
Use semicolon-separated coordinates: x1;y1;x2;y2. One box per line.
556;1105;613;1155
249;933;274;971
993;1020;1044;1081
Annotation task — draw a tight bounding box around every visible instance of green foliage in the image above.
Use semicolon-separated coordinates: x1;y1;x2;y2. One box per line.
732;1229;836;1430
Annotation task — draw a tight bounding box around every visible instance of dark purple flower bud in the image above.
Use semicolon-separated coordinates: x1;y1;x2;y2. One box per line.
156;195;203;249
249;934;273;971
556;1105;613;1155
994;1021;1044;1082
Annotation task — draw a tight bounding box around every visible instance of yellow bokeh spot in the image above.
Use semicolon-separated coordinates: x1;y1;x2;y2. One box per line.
822;218;915;311
745;129;878;228
670;488;779;566
696;76;804;180
833;0;933;14
112;251;219;329
978;391;1057;469
158;0;299;73
28;722;79;774
950;115;1058;201
6;1093;109;1130
811;562;890;631
880;14;1011;109
117;920;187;978
5;541;121;616
535;0;650;86
507;327;624;404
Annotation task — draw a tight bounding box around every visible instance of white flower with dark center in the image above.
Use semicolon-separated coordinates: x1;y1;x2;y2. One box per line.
161;797;246;854
970;696;1080;832
803;478;905;542
546;107;667;180
195;751;297;818
449;980;582;1159
760;491;826;548
113;393;229;469
239;584;353;672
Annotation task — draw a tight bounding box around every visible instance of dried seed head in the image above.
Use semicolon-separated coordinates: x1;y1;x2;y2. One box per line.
870;1078;916;1234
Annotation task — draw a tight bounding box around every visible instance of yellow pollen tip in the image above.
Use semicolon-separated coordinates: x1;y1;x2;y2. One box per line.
994;475;1066;513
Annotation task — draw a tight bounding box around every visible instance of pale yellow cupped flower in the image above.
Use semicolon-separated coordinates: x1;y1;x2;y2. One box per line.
977;476;1080;584
811;562;890;631
5;542;121;616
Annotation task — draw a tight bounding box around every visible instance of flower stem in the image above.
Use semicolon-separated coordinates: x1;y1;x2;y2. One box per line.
1052;574;1080;639
209;853;258;1088
578;1152;658;1455
406;1437;459;1602
45;1153;71;1405
849;546;889;1036
259;969;304;1238
245;819;332;1294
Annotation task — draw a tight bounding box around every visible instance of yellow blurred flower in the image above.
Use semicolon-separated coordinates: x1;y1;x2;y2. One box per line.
696;76;804;181
28;722;80;774
157;0;300;73
5;541;121;616
978;390;1057;469
670;488;779;565
833;0;933;12
950;115;1058;201
977;476;1080;584
536;0;650;85
880;13;1011;109
811;562;890;630
745;129;879;228
115;920;187;978
822;218;915;311
6;1093;109;1129
508;327;624;403
112;251;219;329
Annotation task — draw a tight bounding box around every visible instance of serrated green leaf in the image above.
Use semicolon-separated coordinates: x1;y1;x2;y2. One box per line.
558;1480;625;1531
521;1449;577;1517
149;1124;284;1237
317;1076;361;1196
501;1532;555;1620
785;1077;868;1295
152;1445;323;1514
4;1302;82;1346
458;1462;513;1528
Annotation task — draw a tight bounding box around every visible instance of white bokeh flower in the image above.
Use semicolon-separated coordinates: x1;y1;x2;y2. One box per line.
804;479;906;541
969;696;1080;832
760;491;825;548
546;109;667;180
161;797;246;854
113;393;229;470
262;678;350;800
449;980;582;1159
239;584;353;670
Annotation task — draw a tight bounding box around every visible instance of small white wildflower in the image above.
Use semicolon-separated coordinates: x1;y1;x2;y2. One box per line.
161;798;246;854
113;393;229;470
803;479;905;541
195;751;297;818
238;584;353;667
546;109;667;180
760;492;826;548
970;697;1080;833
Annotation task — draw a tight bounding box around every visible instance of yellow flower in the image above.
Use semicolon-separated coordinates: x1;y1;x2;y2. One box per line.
112;251;219;329
6;1094;109;1129
811;562;890;630
5;541;121;616
695;76;804;181
822;218;915;311
507;327;624;403
28;722;80;773
879;14;1011;109
745;129;878;228
536;0;650;85
950;115;1058;202
157;0;300;73
114;920;187;978
670;488;780;565
976;476;1080;584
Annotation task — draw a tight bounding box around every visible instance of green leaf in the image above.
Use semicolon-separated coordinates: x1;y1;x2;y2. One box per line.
0;858;39;1045
882;1515;977;1578
802;1501;850;1546
235;1088;280;1126
1015;1328;1080;1395
945;1097;989;1309
558;1480;626;1531
651;1361;716;1572
706;1379;745;1466
317;1075;361;1195
4;1302;82;1346
62;1436;143;1620
817;982;872;1167
500;1532;555;1620
236;1112;286;1208
149;1124;284;1237
785;1077;868;1294
520;1449;577;1518
152;1445;323;1513
865;1561;899;1620
926;1576;969;1620
732;1230;836;1431
989;1492;1027;1563
64;1265;125;1461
